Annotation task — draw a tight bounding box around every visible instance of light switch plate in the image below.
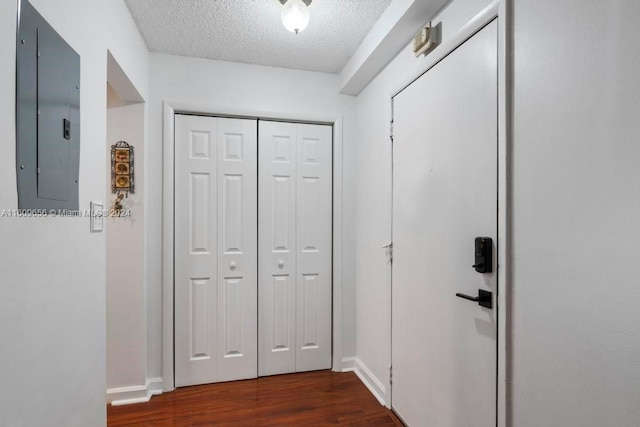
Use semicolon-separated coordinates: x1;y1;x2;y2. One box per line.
90;201;104;232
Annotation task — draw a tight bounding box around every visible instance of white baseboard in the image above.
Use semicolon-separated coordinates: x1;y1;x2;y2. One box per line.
341;356;356;372
107;362;387;408
342;357;387;406
107;377;163;406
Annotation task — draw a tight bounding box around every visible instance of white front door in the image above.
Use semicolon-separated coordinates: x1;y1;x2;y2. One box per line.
258;121;333;376
174;114;258;387
392;20;498;426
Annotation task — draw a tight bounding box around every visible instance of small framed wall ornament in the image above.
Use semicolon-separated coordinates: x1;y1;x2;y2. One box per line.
111;141;135;195
111;141;135;216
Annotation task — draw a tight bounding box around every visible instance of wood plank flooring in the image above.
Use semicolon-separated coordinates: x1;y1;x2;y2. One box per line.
107;371;403;426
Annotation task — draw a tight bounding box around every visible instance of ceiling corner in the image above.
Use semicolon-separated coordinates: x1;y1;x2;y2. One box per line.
339;0;449;96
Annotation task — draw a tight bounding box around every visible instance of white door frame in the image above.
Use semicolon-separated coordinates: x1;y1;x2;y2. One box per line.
161;101;345;392
386;2;511;426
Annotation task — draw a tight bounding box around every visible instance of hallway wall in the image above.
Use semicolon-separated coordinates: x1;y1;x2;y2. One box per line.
106;100;146;395
353;0;640;424
0;1;148;425
3;1;638;424
511;1;640;425
352;0;495;405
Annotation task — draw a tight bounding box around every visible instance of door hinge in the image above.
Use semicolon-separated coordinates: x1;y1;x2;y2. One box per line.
390;121;394;142
389;366;393;386
382;242;393;263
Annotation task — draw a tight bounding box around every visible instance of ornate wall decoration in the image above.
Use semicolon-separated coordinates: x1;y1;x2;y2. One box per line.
111;141;135;195
111;141;135;216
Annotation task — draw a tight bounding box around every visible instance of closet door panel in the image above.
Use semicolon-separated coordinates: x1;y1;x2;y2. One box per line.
217;118;258;382
175;115;219;387
175;115;258;387
295;124;333;372
258;121;298;376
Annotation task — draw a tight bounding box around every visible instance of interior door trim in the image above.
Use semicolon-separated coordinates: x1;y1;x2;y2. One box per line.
161;102;346;393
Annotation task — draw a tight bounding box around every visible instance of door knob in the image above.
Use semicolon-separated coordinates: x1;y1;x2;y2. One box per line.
278;260;284;269
455;289;492;309
230;261;237;270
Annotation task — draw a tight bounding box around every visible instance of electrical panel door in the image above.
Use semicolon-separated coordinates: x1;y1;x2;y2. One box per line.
17;0;80;210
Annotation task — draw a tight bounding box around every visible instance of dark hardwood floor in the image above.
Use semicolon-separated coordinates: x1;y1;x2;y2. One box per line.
108;371;403;426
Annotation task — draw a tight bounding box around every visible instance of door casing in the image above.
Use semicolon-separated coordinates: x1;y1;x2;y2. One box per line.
161;104;346;392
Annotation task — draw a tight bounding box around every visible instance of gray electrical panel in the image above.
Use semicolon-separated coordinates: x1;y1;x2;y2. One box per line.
17;0;80;210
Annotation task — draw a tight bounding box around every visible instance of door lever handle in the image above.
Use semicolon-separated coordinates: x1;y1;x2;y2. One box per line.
455;289;493;309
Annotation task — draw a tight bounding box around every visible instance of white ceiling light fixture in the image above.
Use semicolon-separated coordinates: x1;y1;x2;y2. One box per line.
279;0;312;34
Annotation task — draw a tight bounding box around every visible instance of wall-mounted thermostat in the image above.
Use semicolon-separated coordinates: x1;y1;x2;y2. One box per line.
413;22;441;57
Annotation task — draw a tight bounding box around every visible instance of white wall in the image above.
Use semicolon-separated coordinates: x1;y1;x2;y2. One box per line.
355;0;640;424
353;0;495;405
106;99;146;393
511;1;640;425
0;0;148;425
146;53;358;382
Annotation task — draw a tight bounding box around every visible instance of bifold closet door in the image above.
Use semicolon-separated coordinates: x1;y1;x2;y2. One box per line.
174;114;258;387
258;121;332;376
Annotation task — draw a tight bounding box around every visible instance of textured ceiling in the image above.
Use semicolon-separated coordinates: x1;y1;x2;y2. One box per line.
124;0;393;74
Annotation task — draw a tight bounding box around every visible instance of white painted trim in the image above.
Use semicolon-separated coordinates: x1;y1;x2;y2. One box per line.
354;359;386;406
340;356;356;372
343;357;387;407
385;88;394;411
107;377;163;406
162;100;346;391
497;1;512;426
332;118;345;373
161;101;175;392
387;1;510;424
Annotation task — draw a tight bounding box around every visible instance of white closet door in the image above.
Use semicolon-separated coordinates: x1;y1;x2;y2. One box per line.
175;115;219;387
258;121;298;376
295;124;332;372
258;121;332;376
175;115;257;387
216;118;258;382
